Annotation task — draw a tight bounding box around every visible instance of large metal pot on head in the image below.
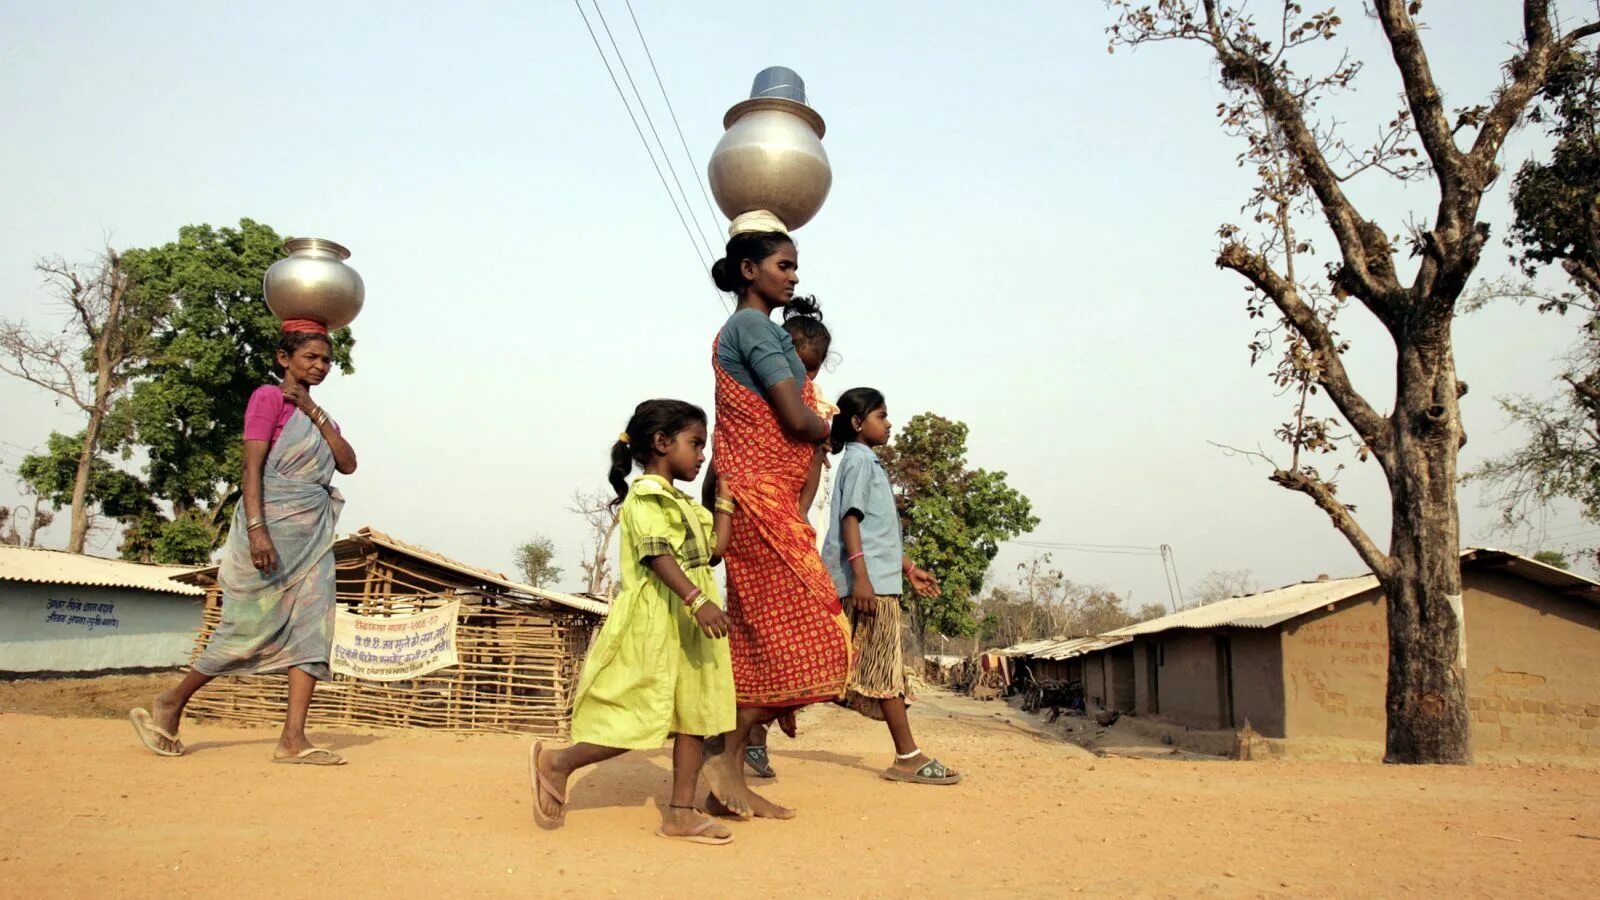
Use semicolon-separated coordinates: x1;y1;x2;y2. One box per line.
263;238;365;330
708;66;831;233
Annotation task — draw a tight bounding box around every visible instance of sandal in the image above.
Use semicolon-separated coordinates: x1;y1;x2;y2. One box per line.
744;745;776;779
129;708;184;757
657;806;734;845
530;742;567;828
272;747;346;766
882;757;962;786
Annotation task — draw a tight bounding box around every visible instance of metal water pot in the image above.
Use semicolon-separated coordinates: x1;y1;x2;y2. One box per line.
263;238;365;329
708;67;831;231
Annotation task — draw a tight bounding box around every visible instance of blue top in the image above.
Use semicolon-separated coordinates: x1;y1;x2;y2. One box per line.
717;309;806;397
822;442;903;597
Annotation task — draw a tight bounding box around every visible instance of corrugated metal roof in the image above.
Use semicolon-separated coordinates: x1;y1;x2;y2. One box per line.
180;527;609;616
998;637;1067;657
354;528;609;616
1463;547;1600;600
0;547;203;596
1034;635;1132;660
1101;546;1600;640
1103;573;1381;637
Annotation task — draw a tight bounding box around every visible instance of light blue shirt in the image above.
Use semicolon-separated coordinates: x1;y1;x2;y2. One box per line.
822;442;903;597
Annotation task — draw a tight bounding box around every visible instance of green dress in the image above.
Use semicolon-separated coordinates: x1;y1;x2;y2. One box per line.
569;475;735;748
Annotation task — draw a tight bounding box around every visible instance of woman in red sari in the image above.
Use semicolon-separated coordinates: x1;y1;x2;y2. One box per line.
700;228;846;820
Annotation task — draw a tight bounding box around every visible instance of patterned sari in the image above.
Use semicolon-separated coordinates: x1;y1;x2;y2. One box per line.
712;336;850;708
193;407;344;680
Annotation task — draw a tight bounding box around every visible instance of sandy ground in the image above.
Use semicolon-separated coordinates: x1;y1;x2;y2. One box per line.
3;680;1600;899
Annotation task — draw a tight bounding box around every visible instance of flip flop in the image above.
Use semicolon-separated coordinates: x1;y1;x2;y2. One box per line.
530;741;567;828
655;818;734;846
129;708;184;757
882;758;962;786
744;745;776;778
272;747;346;766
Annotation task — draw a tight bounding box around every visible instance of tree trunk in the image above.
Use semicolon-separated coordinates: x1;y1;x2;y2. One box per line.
68;262;124;556
67;408;103;554
907;597;928;665
585;516;620;595
1381;329;1470;764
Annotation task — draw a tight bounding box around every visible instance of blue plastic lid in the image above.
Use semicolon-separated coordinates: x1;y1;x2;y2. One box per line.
749;66;807;104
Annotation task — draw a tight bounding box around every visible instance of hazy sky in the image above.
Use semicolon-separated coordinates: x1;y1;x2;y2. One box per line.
2;2;1594;612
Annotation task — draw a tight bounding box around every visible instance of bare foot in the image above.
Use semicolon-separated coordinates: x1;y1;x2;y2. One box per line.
700;740;753;819
151;693;183;743
745;786;796;820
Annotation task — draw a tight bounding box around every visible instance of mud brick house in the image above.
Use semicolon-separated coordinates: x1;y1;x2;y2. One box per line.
1067;548;1600;763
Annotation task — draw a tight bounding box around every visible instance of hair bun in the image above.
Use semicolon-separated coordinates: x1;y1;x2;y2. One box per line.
711;257;736;292
784;295;822;321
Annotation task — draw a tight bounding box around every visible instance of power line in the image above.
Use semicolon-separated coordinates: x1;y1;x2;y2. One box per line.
593;1;720;263
572;1;727;313
623;0;726;241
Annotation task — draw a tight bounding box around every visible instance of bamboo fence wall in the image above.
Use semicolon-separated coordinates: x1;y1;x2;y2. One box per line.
184;547;599;737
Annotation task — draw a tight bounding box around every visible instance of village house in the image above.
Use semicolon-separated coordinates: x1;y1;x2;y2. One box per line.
1038;548;1600;763
0;546;203;674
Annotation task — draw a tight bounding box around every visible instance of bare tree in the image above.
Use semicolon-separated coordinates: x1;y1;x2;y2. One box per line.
1189;569;1257;606
569;488;620;596
979;554;1142;645
1110;2;1600;763
0;249;152;553
1;486;54;548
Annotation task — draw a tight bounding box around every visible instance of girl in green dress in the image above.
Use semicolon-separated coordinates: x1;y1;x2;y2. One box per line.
531;399;739;845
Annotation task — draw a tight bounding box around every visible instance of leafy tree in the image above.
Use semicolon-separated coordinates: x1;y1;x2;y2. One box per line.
18;430;155;527
1109;0;1600;764
880;413;1037;649
1533;549;1572;570
1466;49;1600;555
514;535;563;588
1;248;162;551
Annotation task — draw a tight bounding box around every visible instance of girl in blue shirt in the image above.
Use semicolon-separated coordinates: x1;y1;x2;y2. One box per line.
823;387;962;786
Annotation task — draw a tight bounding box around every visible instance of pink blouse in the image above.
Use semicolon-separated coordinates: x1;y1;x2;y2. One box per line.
243;385;293;445
243;384;340;446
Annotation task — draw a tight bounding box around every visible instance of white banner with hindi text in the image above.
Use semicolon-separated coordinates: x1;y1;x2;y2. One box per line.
331;601;459;681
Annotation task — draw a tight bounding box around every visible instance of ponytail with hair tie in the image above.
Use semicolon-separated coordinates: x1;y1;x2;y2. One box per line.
606;399;708;506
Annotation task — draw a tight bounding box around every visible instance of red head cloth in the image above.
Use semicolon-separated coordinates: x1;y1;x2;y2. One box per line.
280;318;329;335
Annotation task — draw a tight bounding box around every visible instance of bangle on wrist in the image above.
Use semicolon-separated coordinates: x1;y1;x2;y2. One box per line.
683;587;703;608
847;551;865;563
714;497;736;515
690;594;711;615
247;518;266;531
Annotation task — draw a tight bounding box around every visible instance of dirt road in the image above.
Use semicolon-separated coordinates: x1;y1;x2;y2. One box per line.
2;683;1598;898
